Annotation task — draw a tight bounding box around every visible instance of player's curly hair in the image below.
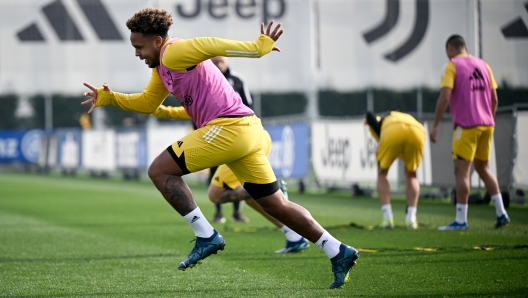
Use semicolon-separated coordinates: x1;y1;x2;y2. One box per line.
126;8;173;38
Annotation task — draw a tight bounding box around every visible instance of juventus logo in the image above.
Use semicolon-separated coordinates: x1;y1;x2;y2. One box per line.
362;0;430;62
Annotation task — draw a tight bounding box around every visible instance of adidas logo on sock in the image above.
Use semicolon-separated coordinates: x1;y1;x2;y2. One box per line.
191;216;200;223
321;239;328;248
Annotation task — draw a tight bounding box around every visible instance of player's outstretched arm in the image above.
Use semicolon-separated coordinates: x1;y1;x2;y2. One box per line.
163;21;284;71
81;71;170;115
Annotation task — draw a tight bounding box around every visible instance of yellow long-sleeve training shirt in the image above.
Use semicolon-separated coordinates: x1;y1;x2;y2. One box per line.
95;35;275;115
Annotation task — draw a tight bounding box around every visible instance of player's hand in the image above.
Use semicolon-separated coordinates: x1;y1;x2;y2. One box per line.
261;20;283;52
82;82;111;114
430;127;438;143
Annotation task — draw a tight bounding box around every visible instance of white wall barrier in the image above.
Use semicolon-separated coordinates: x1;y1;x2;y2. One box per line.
311;119;399;184
1;113;524;191
416;122;433;186
146;125;192;166
56;129;82;170
513;111;528;189
82;130;116;172
116;129;147;169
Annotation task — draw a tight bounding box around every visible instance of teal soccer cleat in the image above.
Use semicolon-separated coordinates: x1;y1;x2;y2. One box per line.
178;230;225;271
329;244;360;289
275;237;310;253
495;214;510;228
438;221;468;231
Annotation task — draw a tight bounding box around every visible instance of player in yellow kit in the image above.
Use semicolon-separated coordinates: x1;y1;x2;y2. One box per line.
81;8;358;288
365;111;425;229
431;35;509;230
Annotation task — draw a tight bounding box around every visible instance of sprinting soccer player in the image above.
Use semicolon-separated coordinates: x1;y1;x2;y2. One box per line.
81;8;358;288
430;34;510;231
365;111;425;230
154;104;310;253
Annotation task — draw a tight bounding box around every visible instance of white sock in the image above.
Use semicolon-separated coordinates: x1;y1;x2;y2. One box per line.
491;193;507;217
406;206;417;223
183;207;215;238
315;230;341;259
279;225;302;242
455;204;468;224
381;204;393;220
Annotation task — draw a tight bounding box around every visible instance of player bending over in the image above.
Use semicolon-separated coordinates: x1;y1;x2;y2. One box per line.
365;111;425;229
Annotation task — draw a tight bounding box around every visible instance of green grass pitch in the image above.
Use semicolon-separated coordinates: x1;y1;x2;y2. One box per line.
0;173;527;297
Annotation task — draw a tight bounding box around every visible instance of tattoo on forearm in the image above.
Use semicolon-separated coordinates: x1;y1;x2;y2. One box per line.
220;188;252;204
163;176;196;215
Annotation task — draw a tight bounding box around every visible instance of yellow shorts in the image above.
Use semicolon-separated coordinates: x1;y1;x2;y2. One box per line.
211;130;272;189
168;115;276;186
452;126;494;161
377;122;425;172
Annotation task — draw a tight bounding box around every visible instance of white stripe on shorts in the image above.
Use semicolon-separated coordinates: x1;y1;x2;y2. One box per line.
203;125;223;143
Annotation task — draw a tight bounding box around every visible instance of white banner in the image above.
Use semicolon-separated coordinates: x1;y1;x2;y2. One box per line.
146;124;191;165
0;0;311;94
513;111;528;188
311;120;398;183
481;0;528;87
116;131;140;168
416;122;432;186
82;130;116;171
60;133;79;169
0;0;525;95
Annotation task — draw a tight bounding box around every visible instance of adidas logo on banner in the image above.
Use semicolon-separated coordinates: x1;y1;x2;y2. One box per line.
17;0;123;42
191;216;200;223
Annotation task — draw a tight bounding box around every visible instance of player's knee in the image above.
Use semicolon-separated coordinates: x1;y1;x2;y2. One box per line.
405;169;417;178
208;185;224;203
473;160;488;173
243;181;279;200
147;164;160;182
378;167;389;177
208;192;221;204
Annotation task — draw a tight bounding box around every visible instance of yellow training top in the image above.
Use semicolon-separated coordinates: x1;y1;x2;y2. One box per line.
95;35;275;115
